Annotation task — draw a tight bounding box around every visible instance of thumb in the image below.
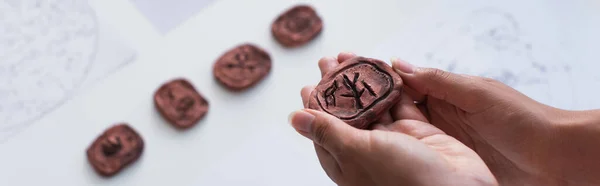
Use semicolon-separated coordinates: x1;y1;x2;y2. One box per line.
391;58;492;112
289;109;365;153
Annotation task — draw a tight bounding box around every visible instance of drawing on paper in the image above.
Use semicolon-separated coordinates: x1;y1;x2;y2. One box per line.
423;7;573;106
0;0;135;142
370;6;575;108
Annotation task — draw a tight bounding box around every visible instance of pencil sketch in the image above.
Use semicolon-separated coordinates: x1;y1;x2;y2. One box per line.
422;7;574;107
370;6;575;108
0;0;136;142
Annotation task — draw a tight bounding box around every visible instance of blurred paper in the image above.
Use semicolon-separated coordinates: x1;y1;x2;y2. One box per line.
369;0;600;110
0;0;136;142
130;0;217;34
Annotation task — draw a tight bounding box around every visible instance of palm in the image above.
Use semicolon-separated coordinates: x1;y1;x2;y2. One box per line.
422;96;557;185
301;53;497;186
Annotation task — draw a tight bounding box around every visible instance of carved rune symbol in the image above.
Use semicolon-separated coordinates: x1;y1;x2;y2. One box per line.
166;89;195;119
323;80;339;107
176;96;195;120
340;73;376;109
176;97;195;112
226;53;256;71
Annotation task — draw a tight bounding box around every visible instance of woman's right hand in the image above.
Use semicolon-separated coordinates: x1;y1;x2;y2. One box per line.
392;58;600;186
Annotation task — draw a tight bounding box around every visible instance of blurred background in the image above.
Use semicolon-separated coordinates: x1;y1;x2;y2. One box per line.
1;0;599;185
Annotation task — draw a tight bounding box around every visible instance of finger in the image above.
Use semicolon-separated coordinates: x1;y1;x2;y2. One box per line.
391;58;491;112
301;85;315;108
314;143;342;183
375;112;394;124
318;57;339;77
417;132;497;184
370;124;497;184
384;119;445;140
289;109;366;153
425;97;475;148
403;86;426;103
371;123;389;131
391;91;429;122
337;52;356;63
416;103;430;121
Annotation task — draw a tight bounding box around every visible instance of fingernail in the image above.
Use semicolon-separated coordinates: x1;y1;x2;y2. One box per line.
391;57;414;74
289;110;315;133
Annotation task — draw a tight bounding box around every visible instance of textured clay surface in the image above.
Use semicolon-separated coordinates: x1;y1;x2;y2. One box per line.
272;5;323;47
213;44;272;91
308;57;403;129
154;78;209;129
86;124;144;177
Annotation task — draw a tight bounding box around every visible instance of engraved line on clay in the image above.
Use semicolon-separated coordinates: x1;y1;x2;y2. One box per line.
176;96;195;119
315;61;394;120
362;80;377;96
340;73;369;109
322;80;339;108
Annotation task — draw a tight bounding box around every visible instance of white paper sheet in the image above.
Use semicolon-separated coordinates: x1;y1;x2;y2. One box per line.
130;0;216;34
369;0;600;110
0;0;136;142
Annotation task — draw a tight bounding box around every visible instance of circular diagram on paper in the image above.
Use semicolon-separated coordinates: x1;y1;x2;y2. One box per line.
0;0;98;140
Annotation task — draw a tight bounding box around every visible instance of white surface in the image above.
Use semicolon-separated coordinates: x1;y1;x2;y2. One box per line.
130;0;217;34
369;0;600;110
0;0;599;186
0;0;136;142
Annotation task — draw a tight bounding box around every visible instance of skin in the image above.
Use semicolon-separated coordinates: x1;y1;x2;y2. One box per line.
290;52;600;186
290;53;497;186
391;57;600;186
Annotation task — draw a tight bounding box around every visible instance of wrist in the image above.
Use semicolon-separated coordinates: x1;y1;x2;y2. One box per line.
546;109;600;184
551;109;600;128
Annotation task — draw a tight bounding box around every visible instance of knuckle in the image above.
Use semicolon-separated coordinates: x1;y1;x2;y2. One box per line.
478;76;500;84
422;68;452;99
470;77;497;93
423;68;452;83
312;122;331;146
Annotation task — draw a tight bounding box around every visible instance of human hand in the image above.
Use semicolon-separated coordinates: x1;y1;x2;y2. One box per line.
288;53;497;186
391;58;600;185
